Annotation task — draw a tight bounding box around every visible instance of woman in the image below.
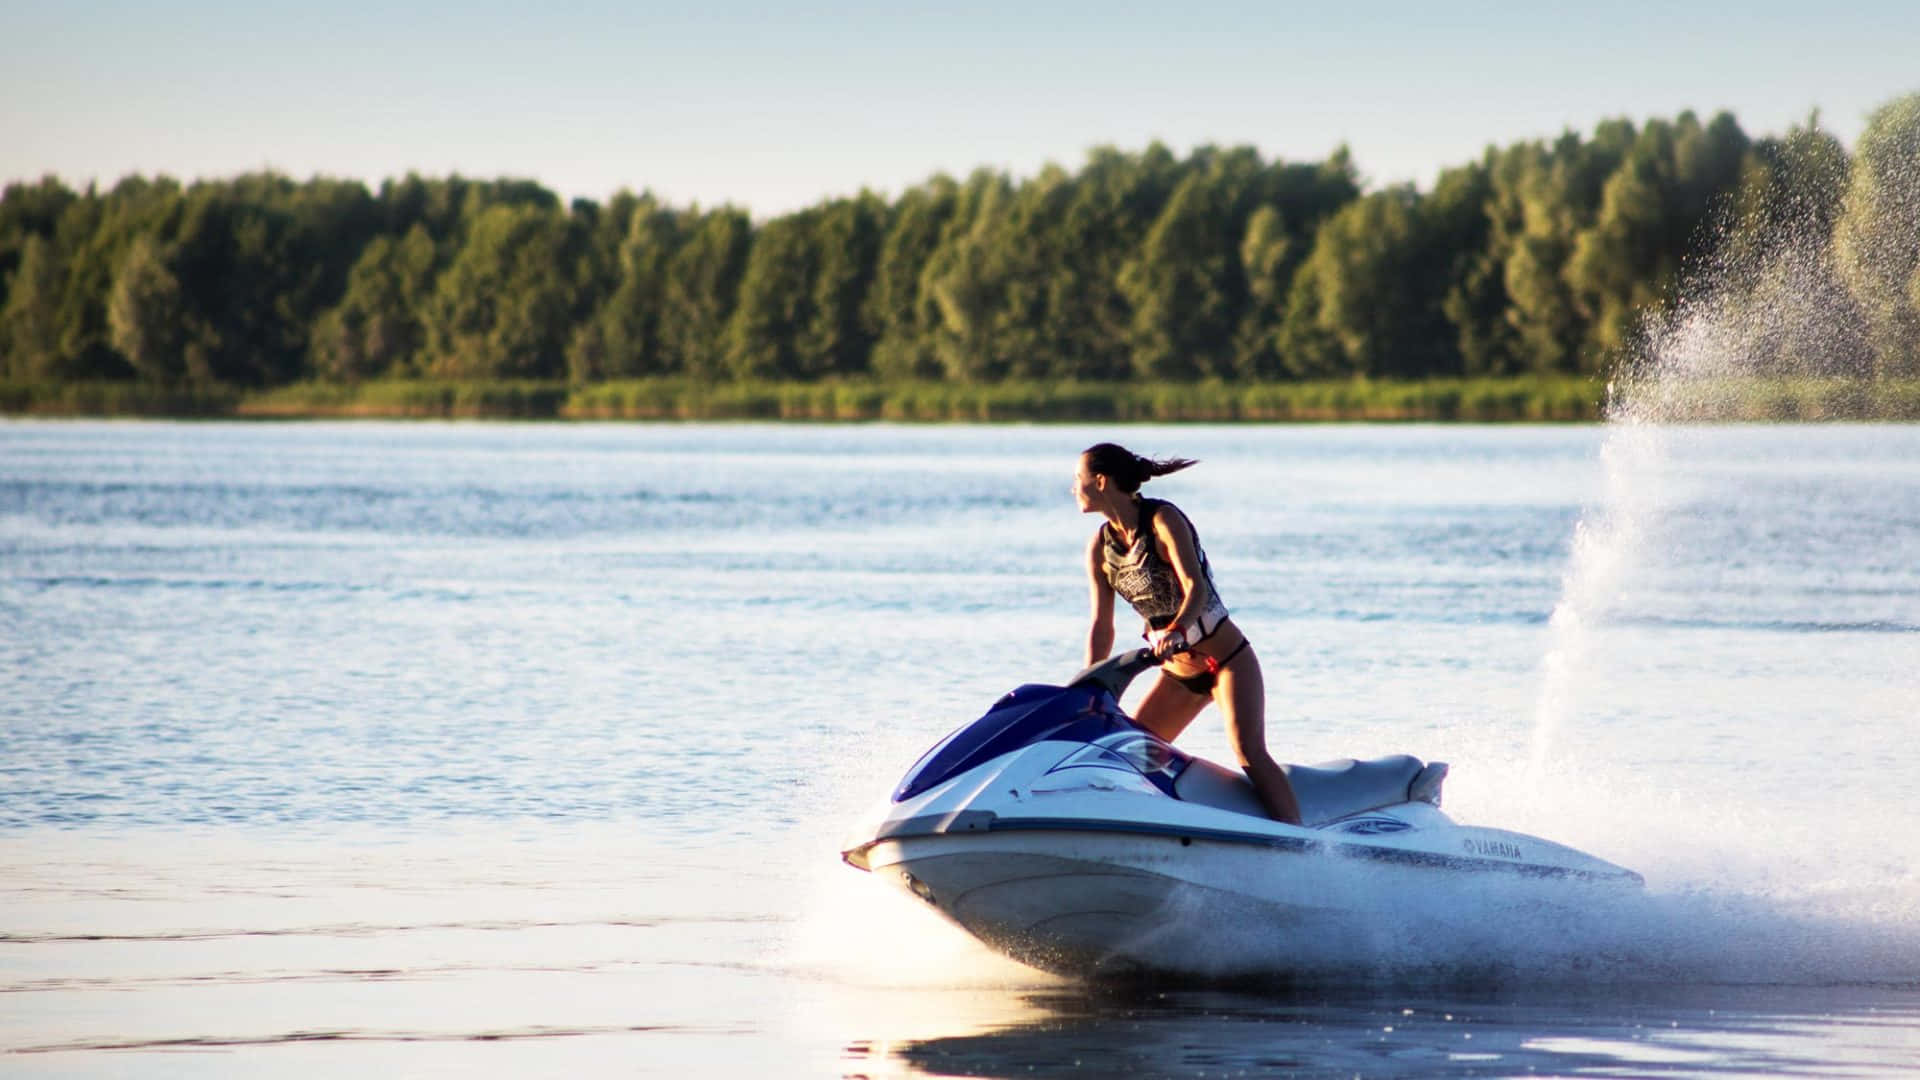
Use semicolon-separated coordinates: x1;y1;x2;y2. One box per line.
1074;442;1303;825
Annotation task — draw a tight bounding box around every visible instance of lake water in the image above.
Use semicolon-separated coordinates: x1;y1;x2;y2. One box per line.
3;419;1918;1078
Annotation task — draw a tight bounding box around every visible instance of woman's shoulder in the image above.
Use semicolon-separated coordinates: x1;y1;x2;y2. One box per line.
1144;498;1199;547
1142;496;1192;527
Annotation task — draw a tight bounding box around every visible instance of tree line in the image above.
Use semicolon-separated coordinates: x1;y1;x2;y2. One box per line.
3;93;1917;390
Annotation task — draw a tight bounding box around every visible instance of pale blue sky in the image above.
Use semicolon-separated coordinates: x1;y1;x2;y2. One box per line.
3;1;1915;215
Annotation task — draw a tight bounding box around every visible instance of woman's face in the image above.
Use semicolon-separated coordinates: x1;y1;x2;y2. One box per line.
1073;457;1106;512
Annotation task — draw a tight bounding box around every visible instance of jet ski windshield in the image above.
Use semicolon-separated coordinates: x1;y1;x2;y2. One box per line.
892;682;1144;803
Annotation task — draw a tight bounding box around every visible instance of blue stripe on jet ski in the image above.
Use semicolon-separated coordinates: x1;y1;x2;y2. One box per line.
980;817;1642;885
985;815;1319;853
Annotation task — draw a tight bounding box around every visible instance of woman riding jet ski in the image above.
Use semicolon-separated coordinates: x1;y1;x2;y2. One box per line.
1070;443;1301;824
843;444;1639;978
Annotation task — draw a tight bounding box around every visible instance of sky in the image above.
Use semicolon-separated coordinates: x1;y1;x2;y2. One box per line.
3;1;1916;217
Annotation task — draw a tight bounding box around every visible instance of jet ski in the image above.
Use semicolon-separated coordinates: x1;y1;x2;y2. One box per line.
842;648;1643;979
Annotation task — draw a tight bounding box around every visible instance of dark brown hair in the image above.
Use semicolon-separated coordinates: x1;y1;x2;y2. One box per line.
1081;443;1198;493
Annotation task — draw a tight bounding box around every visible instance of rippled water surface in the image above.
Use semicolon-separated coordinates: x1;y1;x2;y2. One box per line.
4;420;1919;1077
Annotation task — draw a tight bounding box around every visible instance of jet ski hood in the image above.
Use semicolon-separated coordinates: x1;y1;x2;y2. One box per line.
893;676;1177;804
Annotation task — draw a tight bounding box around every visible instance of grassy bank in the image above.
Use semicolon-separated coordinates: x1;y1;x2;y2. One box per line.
0;380;244;417
5;375;1920;422
239;380;570;419
560;375;1610;422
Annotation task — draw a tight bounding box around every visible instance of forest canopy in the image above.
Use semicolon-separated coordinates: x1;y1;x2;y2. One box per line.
4;94;1918;394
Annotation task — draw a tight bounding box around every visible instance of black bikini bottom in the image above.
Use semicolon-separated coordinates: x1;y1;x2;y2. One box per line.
1169;638;1250;697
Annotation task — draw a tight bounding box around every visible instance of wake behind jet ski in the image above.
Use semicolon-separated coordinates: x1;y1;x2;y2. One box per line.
842;649;1643;979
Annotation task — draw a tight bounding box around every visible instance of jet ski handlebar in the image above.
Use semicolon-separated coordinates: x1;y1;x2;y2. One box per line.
1065;647;1163;698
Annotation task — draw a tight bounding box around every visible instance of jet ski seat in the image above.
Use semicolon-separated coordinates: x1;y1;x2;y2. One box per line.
1173;754;1448;827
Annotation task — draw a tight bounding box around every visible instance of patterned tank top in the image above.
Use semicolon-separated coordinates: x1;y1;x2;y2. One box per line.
1100;498;1230;638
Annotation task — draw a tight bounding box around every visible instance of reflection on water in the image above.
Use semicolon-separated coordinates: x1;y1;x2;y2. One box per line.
0;831;822;1078
854;983;1920;1079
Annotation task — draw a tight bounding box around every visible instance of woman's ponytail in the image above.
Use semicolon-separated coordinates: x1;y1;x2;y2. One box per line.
1082;443;1198;493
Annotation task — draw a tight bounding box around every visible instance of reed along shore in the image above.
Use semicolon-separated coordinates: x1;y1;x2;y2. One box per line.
10;375;1920;423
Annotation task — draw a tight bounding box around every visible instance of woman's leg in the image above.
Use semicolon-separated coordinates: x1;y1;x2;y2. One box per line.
1131;673;1211;743
1214;647;1303;825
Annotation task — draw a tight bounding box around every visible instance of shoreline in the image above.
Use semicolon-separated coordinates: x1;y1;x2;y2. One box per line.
5;375;1918;423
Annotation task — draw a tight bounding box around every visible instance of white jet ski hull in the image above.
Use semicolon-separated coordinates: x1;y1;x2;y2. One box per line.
842;650;1642;980
856;801;1638;978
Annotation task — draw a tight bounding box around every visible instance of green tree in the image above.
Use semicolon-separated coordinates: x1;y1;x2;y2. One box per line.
1486;127;1632;374
660;207;753;379
1427;157;1525;376
1237;151;1364;377
1120;168;1239;379
422;203;580;378
724;208;820;379
310;225;437;380
1833;92;1920;375
1726;113;1850;265
1278;186;1456;378
921;170;1020;381
1566;123;1676;356
568;197;682;381
1444;147;1531;376
725;193;885;381
379;174;478;251
1566;112;1749;357
45;175;182;379
799;192;886;377
1711;115;1865;376
867;178;959;379
988;166;1077;379
1269;148;1365;247
920;161;1108;382
151;174;380;385
0;234;69;378
1234;205;1292;377
0;177;78;317
376;174;558;277
107;234;188;381
1034;144;1183;381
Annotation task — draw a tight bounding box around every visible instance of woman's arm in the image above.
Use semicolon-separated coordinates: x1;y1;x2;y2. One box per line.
1153;507;1211;646
1084;531;1115;666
